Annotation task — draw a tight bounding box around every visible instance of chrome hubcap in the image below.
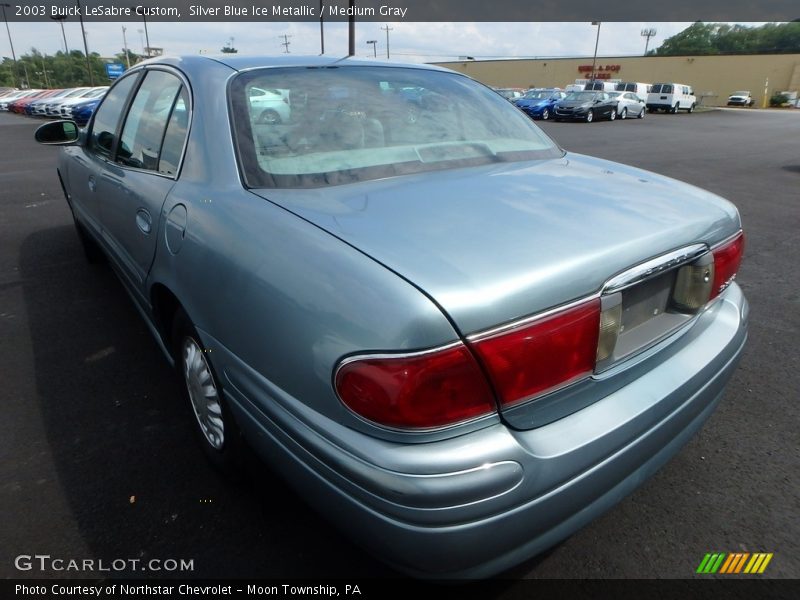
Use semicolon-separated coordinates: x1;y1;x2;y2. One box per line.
182;336;224;450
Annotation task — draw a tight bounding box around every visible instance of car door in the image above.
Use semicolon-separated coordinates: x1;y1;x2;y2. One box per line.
64;73;141;240
99;68;189;300
599;92;612;117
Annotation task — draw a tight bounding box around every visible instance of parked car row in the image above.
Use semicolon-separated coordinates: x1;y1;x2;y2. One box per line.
514;89;648;123
512;82;698;123
0;86;108;125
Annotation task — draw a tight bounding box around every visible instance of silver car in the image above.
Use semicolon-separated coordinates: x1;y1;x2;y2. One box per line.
609;91;647;119
35;56;747;578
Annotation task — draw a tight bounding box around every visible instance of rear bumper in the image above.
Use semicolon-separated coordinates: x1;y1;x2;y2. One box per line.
221;284;748;578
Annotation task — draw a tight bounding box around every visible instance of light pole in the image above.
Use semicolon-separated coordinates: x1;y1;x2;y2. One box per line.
0;3;19;87
51;15;69;54
641;28;657;56
366;40;376;57
318;0;324;54
122;26;131;68
590;21;601;82
131;5;151;57
75;0;94;85
348;0;355;56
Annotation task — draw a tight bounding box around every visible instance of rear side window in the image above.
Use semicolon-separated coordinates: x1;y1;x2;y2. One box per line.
117;70;182;171
158;88;190;176
89;74;138;159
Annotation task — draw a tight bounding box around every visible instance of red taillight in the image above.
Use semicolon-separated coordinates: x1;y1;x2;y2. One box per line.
469;299;601;408
710;232;745;300
335;344;496;429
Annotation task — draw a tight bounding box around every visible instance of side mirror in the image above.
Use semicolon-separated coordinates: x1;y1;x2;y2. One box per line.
35;120;80;145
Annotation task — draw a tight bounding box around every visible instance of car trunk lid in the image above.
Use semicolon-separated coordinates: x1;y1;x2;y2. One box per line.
252;153;740;336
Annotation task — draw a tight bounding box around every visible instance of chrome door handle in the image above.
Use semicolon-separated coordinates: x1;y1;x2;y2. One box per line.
135;209;152;234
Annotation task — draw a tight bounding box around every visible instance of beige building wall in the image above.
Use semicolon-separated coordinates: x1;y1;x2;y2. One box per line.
435;54;800;107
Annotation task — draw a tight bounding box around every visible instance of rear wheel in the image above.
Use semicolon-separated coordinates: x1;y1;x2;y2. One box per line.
620;107;627;120
638;107;646;119
671;103;679;114
609;108;616;121
256;109;281;125
585;110;594;123
173;309;246;473
687;103;695;113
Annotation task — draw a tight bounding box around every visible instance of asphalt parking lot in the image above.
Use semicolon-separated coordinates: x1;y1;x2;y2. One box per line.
1;108;798;582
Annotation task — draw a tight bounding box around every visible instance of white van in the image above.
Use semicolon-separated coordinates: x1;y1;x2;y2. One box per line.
584;81;617;92
646;83;697;113
615;82;650;102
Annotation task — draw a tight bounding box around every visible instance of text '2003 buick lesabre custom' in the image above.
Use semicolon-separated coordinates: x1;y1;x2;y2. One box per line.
35;55;747;578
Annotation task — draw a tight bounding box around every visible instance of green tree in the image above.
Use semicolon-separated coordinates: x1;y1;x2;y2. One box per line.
653;22;800;56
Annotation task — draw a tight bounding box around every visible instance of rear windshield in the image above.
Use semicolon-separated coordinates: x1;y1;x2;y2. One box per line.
564;91;597;101
651;84;674;94
230;66;563;189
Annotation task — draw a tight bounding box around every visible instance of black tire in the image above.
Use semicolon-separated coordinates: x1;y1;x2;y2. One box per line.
541;108;550;121
620;107;627;120
638;107;645;119
256;109;281;125
172;309;246;473
688;103;695;114
671;103;679;114
609;108;616;121
585;109;594;123
648;107;655;113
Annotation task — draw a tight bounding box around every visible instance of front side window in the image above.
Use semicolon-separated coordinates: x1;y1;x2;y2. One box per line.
231;66;563;189
117;70;182;171
89;74;138;159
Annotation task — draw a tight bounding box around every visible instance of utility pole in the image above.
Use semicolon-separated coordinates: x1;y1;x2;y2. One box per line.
381;24;393;59
641;28;657;56
75;0;94;85
279;34;292;54
40;53;49;87
122;26;131;68
367;40;377;57
318;0;324;54
51;15;69;54
590;21;601;82
0;3;19;87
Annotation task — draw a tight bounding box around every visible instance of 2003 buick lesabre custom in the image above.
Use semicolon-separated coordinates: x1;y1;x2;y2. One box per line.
35;56;747;578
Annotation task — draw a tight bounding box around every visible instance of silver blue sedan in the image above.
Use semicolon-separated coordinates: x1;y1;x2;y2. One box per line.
34;55;747;578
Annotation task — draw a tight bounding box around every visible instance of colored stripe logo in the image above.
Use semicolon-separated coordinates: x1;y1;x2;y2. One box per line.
696;552;773;574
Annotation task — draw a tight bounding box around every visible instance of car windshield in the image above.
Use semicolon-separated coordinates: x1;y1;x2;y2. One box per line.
231;66;563;189
564;92;596;101
733;91;749;96
522;91;551;99
608;92;622;98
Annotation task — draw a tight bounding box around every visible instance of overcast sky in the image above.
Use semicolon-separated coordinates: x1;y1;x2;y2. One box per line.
2;21;766;63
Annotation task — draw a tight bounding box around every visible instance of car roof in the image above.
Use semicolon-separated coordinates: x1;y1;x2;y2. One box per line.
137;54;453;75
